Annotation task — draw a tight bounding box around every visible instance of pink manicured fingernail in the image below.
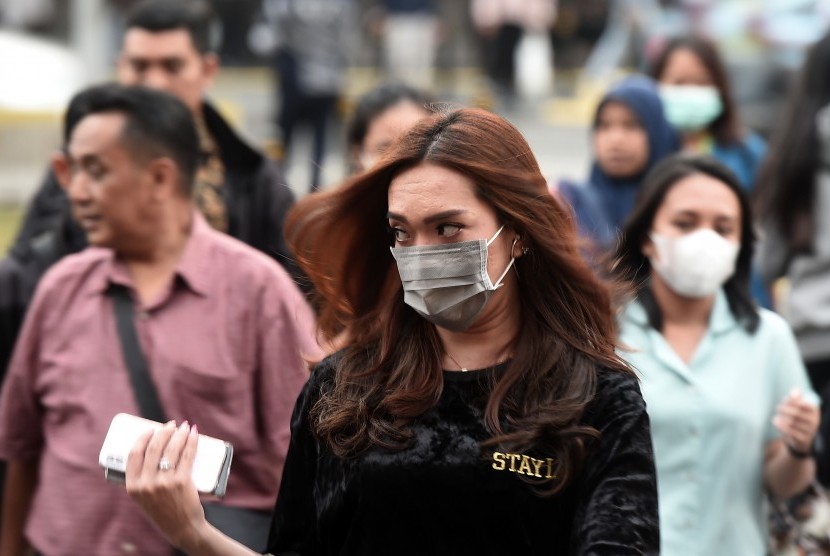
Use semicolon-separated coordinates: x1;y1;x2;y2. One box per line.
191;425;198;436
179;421;189;431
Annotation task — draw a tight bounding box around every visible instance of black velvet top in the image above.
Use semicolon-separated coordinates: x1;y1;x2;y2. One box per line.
267;359;659;555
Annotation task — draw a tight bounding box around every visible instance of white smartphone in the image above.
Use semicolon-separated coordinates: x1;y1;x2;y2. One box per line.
98;413;234;497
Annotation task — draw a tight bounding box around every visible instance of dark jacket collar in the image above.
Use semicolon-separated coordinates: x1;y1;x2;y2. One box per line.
201;101;264;173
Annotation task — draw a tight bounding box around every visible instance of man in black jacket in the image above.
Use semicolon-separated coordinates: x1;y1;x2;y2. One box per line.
1;0;303;374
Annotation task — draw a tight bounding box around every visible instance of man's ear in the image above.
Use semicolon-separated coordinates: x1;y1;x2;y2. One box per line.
147;157;181;200
200;53;220;89
115;53;129;80
51;151;71;190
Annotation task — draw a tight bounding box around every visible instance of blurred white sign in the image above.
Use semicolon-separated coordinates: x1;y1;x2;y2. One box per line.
0;30;83;112
516;31;553;99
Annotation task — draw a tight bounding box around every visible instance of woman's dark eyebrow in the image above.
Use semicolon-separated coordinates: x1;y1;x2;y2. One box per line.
386;211;408;223
386;209;467;225
673;209;737;221
424;210;467;224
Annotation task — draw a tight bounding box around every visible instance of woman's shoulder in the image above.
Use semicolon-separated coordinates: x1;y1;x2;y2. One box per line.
288;353;340;431
742;130;767;153
737;307;805;373
755;306;796;339
718;130;767;159
595;366;643;400
291;353;339;407
714;130;765;155
583;366;646;427
308;352;341;387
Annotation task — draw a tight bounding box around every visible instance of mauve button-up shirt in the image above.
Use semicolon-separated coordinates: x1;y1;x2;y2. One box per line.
0;214;321;556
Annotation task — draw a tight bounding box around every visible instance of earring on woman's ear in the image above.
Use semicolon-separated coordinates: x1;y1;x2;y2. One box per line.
513;233;529;257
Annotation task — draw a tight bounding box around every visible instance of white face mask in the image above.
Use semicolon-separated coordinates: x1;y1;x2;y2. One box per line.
648;229;740;298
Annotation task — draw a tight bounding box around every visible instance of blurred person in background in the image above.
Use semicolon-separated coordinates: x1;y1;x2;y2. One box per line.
580;0;662;85
548;0;608;73
262;0;357;192
0;0;53;30
548;177;609;261
317;82;434;354
7;0;300;280
652;1;830;138
556;75;679;250
0;0;304;378
378;0;439;90
0;87;91;527
612;153;819;556
0;97;89;373
117;0;298;276
650;36;766;191
209;0;260;65
0;0;304;522
0;84;320;556
756;31;830;487
345;82;433;175
121;107;660;556
470;0;557;110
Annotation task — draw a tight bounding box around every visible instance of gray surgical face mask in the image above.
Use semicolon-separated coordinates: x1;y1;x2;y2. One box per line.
390;225;516;332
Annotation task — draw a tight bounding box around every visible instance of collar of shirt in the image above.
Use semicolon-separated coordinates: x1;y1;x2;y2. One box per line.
622;288;739;337
622;289;742;383
195;112;220;159
86;212;212;301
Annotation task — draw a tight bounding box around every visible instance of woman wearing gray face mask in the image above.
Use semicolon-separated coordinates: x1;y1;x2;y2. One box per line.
124;108;660;556
611;153;820;556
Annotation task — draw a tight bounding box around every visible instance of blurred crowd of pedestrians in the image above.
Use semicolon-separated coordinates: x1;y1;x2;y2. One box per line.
2;0;830;555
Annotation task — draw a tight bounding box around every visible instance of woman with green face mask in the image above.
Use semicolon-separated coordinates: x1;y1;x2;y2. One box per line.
650;36;767;193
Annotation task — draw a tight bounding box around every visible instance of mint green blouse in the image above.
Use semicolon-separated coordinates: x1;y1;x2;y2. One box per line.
619;291;817;556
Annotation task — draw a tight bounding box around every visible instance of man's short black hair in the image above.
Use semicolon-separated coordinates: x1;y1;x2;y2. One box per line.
125;0;217;54
65;83;199;195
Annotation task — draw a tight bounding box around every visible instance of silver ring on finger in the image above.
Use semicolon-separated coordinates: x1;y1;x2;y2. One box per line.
158;457;174;471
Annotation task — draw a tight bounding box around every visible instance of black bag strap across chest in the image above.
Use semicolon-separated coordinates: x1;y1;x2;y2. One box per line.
108;284;167;423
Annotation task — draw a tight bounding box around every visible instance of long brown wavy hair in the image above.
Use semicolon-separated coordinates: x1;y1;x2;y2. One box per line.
285;108;633;494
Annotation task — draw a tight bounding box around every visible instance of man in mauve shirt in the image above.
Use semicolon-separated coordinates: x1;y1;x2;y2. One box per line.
0;85;320;556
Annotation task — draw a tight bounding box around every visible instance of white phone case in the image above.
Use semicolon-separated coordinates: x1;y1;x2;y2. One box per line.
98;413;233;497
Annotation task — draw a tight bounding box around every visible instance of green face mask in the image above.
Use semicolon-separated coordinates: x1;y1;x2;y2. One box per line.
659;85;723;132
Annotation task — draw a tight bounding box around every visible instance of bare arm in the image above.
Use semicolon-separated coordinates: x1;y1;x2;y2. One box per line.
126;423;261;556
764;389;820;498
764;440;815;498
0;460;38;556
177;522;261;556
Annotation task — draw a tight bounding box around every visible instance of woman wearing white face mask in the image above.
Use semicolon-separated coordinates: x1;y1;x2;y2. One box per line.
121;108;660;555
651;36;773;310
611;153;820;556
650;36;767;193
